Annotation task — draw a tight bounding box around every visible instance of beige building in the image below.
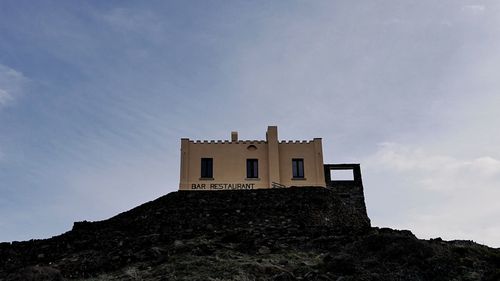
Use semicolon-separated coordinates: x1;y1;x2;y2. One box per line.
179;126;325;190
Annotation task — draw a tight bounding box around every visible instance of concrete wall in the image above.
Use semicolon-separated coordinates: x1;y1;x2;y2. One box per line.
180;141;270;190
278;140;324;187
179;126;325;190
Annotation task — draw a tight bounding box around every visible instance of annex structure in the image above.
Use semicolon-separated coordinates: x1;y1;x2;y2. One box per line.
179;126;362;191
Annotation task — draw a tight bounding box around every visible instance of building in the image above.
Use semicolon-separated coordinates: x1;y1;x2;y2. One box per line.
179;126;363;191
179;126;327;190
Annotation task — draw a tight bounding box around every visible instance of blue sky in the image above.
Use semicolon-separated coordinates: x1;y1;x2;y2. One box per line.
1;1;500;247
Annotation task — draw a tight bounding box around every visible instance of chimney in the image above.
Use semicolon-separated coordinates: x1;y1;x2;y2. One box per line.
266;126;278;142
231;131;238;142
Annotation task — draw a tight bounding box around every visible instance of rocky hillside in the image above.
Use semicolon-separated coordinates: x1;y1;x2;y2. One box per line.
1;187;499;281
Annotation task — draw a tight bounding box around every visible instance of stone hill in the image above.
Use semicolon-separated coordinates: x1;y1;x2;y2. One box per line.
1;187;499;281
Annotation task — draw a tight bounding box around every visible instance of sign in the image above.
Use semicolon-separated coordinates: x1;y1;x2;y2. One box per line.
191;183;255;190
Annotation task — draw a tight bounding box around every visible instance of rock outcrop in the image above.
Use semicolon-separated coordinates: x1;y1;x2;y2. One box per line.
1;187;499;280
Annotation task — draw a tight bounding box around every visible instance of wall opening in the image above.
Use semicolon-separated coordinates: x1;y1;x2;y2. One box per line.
324;164;362;186
330;169;354;181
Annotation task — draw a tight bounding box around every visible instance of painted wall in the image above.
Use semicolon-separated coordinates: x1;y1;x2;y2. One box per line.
278;140;324;187
179;126;325;190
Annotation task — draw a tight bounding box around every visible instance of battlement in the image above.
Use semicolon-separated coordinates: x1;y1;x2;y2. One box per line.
185;139;318;144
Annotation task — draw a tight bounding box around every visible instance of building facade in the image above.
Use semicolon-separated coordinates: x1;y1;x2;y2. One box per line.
179;126;325;190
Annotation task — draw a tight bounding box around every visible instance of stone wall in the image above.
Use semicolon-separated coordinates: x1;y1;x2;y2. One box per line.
0;187;371;278
88;186;371;238
324;164;368;218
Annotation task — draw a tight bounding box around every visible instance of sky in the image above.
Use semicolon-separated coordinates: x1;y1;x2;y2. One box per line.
1;1;499;247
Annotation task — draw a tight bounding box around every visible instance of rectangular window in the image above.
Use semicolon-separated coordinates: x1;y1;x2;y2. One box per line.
246;159;258;178
201;158;213;178
292;158;304;179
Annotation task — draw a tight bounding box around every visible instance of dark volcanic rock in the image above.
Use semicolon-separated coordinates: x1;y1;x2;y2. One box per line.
0;187;499;281
5;266;63;281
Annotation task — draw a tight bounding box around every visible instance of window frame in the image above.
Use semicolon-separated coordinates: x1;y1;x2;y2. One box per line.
246;158;259;179
200;158;213;179
292;158;305;179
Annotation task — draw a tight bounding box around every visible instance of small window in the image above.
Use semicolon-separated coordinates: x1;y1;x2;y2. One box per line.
246;159;258;178
201;158;213;178
292;158;304;179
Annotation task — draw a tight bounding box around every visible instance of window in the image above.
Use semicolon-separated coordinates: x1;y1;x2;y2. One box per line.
201;158;213;178
246;159;258;178
292;158;304;179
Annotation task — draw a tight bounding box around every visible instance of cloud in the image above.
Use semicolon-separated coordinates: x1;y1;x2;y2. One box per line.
0;64;28;108
462;5;486;15
365;143;500;247
1;0;499;246
368;143;500;191
99;8;166;39
0;89;12;107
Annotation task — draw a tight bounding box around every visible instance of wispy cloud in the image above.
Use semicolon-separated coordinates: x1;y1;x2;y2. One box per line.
462;5;486;15
0;64;28;108
101;8;163;33
0;89;11;107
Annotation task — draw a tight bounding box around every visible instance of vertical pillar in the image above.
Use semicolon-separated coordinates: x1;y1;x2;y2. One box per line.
353;164;363;185
313;138;325;186
267;126;280;187
231;131;238;142
179;138;190;190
